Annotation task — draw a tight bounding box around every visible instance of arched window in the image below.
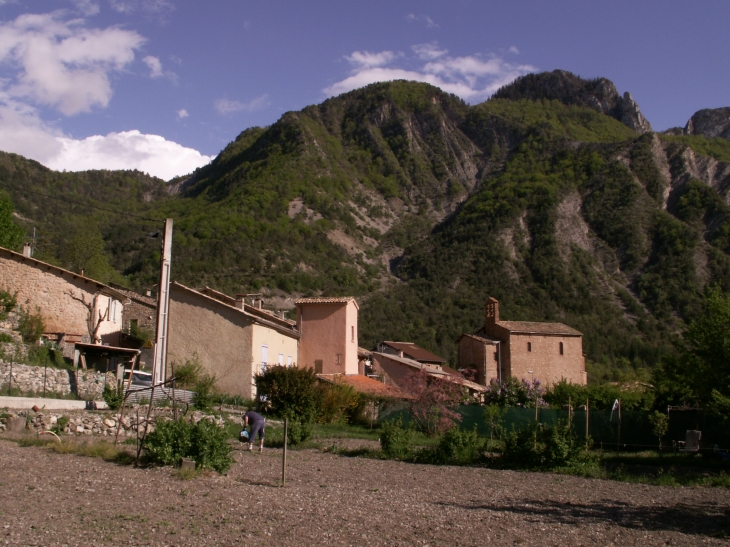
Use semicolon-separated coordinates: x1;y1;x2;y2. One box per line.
559;342;564;355
527;342;532;352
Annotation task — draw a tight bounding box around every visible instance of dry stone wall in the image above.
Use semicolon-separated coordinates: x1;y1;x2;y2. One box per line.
0;360;115;399
0;409;225;437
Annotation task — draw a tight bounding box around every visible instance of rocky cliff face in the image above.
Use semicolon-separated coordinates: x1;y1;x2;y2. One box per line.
493;69;653;133
683;107;730;140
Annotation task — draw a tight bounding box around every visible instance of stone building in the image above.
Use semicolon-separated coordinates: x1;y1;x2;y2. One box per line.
109;283;157;336
167;282;300;398
377;341;447;367
0;245;127;355
457;297;587;386
296;297;359;375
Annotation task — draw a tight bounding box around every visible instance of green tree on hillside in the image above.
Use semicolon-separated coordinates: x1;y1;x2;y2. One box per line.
657;287;730;408
0;193;25;250
59;224;115;281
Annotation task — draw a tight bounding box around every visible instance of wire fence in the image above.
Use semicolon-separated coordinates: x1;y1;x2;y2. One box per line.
380;405;730;452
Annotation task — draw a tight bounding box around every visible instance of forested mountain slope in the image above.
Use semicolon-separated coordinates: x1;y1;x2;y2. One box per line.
2;70;730;375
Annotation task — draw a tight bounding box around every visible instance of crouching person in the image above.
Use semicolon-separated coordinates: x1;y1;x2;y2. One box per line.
243;410;266;452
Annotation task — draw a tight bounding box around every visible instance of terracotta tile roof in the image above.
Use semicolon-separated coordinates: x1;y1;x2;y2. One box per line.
382;341;446;363
296;297;358;307
372;352;488;393
496;320;582;336
458;333;500;344
317;374;409;399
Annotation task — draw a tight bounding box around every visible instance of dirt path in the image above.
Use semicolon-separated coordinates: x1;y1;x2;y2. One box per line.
0;439;728;546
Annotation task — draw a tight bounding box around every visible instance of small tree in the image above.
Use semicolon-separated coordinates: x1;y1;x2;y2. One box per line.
483;403;506;443
400;368;463;436
648;411;669;454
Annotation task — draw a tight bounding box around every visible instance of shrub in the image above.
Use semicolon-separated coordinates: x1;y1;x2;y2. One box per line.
483;404;507;442
0;289;16;320
17;307;44;344
255;365;319;422
143;418;233;473
173;354;218;410
400;369;464;436
379;416;413;459
502;420;594;470
103;383;124;410
483;377;546;408
421;426;484;465
285;418;314;446
316;382;363;424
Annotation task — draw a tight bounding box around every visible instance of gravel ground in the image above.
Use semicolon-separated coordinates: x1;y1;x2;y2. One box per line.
0;438;729;546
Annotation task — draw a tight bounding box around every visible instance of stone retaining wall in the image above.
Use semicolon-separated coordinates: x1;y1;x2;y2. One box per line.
0;409;225;437
0;360;115;400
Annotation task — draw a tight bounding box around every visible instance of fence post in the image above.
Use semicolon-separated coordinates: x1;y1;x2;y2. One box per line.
281;418;288;487
585;399;589;450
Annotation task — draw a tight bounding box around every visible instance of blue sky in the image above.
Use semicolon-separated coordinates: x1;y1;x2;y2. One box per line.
0;0;727;180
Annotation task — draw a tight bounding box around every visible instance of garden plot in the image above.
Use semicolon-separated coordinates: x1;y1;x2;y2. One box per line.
1;438;729;546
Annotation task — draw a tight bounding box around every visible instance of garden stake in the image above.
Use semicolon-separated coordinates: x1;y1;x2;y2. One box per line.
617;399;621;456
135;407;140;466
585;399;590;450
42;362;47;398
281;417;288;487
171;361;177;421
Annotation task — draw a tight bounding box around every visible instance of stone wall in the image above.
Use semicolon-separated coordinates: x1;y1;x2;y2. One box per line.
0;360;115;399
0;408;225;437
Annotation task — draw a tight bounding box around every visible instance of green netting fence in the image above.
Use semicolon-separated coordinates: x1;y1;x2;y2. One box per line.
379;404;730;451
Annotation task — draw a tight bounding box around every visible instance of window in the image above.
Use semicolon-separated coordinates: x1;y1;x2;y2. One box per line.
494;351;498;362
287;355;292;366
559;342;564;355
527;342;532;352
261;345;268;368
351;325;355;342
278;353;284;365
314;360;323;374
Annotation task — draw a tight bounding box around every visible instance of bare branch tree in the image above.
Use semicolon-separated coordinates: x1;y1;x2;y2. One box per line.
66;290;110;343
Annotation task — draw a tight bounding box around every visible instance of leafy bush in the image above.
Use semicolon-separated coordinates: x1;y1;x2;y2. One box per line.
17;307;44;344
400;369;464;436
285;419;314;446
420;426;484;465
173;354;218;410
255;365;319;422
103;384;124;410
316;382;364;425
143;418;233;473
379;416;413;459
483;404;506;442
483;377;546;408
0;289;16;320
502;420;594;470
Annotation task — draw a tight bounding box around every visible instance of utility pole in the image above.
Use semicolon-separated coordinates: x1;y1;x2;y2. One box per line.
152;218;173;385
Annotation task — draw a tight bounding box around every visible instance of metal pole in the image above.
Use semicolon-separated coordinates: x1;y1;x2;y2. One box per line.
152;218;173;386
137;385;155;462
617;399;621;456
43;362;47;398
135;407;140;466
172;361;178;421
585;398;589;450
281;417;288;487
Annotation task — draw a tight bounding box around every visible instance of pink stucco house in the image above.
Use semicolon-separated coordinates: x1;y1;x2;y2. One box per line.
295;297;358;375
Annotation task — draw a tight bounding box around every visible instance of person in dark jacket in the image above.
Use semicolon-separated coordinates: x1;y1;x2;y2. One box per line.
243;410;266;452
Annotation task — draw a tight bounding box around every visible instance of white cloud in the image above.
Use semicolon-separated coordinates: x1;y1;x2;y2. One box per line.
214;94;270;114
0;10;210;180
406;13;438;28
346;50;396;69
71;0;101;16
48;130;212;180
176;108;188;119
108;0;174;15
143;55;163;77
0;12;145;115
324;44;536;102
508;46;520;54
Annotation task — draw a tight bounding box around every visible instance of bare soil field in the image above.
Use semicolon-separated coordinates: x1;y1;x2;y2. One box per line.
1;438;729;546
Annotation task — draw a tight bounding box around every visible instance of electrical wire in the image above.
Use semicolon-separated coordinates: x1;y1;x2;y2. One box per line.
0;180;166;223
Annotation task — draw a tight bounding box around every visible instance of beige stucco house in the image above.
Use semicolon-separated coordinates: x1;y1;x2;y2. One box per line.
295;297;359;375
457;297;587;386
0;245;127;356
167;283;300;398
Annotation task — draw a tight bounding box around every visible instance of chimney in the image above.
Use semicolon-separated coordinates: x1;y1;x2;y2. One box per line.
398;350;404;358
485;297;500;325
22;243;32;258
234;294;245;309
257;299;263;309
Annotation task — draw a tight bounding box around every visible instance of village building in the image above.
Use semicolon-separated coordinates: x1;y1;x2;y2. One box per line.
376;341;447;367
0;245;127;357
167;282;300;398
371;351;487;398
109;283;157;337
295;297;359;375
458;297;587;386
